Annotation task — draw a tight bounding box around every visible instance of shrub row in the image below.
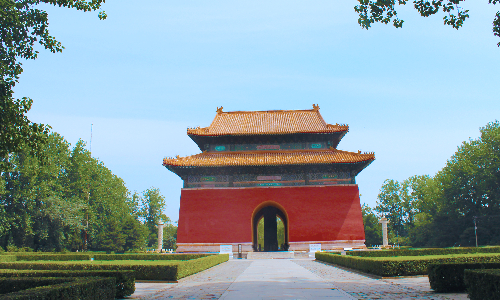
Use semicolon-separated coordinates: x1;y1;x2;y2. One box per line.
0;256;16;262
0;252;59;255
315;252;500;277
177;254;229;279
0;254;229;281
427;262;500;292
0;277;115;300
346;247;500;257
464;269;500;300
0;261;176;281
0;277;72;295
14;254;93;261
93;253;211;261
0;269;135;298
7;253;210;262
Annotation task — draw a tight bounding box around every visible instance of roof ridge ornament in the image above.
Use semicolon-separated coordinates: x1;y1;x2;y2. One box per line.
312;104;319;111
216;106;223;114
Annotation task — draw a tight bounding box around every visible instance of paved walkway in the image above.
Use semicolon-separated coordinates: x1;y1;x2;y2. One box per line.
219;259;353;299
125;259;468;300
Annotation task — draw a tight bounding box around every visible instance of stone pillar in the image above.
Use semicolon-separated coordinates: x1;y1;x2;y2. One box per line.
157;222;164;253
379;217;389;247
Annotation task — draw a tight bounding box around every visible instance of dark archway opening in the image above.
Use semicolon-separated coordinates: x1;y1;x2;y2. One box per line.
253;206;289;252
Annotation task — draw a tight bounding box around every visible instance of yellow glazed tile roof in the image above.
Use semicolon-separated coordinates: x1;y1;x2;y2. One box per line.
163;149;375;168
187;105;348;136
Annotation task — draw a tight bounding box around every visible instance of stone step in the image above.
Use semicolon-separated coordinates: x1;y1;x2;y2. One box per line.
246;251;294;259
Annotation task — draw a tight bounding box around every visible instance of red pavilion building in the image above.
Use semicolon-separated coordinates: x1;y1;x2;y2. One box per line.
163;105;375;252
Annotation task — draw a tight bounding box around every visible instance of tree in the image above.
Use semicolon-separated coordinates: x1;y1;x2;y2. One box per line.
95;218;126;253
0;132;152;252
378;120;500;247
0;0;107;167
120;193;148;252
431;120;500;246
140;188;168;247
277;217;285;249
361;204;383;246
354;0;500;46
376;179;406;244
0;132;85;250
0;175;10;239
162;223;177;251
376;175;430;245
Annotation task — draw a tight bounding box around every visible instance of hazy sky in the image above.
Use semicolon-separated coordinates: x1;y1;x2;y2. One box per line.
15;1;500;222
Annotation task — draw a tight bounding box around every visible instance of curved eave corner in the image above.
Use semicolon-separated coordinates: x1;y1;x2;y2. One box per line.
162;154;375;169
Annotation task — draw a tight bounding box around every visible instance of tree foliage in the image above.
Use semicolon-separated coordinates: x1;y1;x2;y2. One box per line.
375;175;431;245
430;120;500;246
369;120;500;247
354;1;500;46
0;131;171;252
162;223;177;251
0;0;106;167
140;188;169;247
361;203;383;246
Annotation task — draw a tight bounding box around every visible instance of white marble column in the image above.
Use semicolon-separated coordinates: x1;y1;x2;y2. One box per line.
157;222;164;253
379;217;389;247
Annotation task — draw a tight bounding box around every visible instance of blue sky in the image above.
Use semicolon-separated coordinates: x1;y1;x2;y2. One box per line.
15;1;500;222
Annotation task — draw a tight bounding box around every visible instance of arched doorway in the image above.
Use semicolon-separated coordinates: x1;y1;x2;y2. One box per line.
252;203;289;251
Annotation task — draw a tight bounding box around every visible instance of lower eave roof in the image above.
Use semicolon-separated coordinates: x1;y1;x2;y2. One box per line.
163;149;375;168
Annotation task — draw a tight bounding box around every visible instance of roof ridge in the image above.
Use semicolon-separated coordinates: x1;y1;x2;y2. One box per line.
218;109;317;114
186;105;349;136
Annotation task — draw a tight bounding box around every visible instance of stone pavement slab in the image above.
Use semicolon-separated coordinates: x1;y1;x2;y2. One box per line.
127;260;251;299
294;259;468;300
124;258;469;299
219;259;354;299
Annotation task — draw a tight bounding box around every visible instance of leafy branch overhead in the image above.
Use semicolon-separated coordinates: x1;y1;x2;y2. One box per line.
355;0;500;46
0;0;106;165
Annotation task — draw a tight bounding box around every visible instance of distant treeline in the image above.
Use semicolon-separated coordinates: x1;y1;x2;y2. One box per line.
0;132;176;252
363;121;500;248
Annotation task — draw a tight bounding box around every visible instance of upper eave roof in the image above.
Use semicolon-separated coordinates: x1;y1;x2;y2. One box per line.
187;105;348;136
163;148;375;168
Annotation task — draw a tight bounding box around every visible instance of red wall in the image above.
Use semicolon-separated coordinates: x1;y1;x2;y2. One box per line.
177;185;365;244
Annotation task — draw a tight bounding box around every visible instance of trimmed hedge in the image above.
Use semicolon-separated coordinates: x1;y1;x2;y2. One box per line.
1;253;212;263
0;269;135;298
0;256;16;263
315;252;500;277
428;262;500;292
93;253;211;261
0;277;115;300
0;262;177;281
0;252;57;256
0;254;229;281
464;269;500;300
15;254;92;261
0;277;71;294
347;247;500;257
177;253;229;279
